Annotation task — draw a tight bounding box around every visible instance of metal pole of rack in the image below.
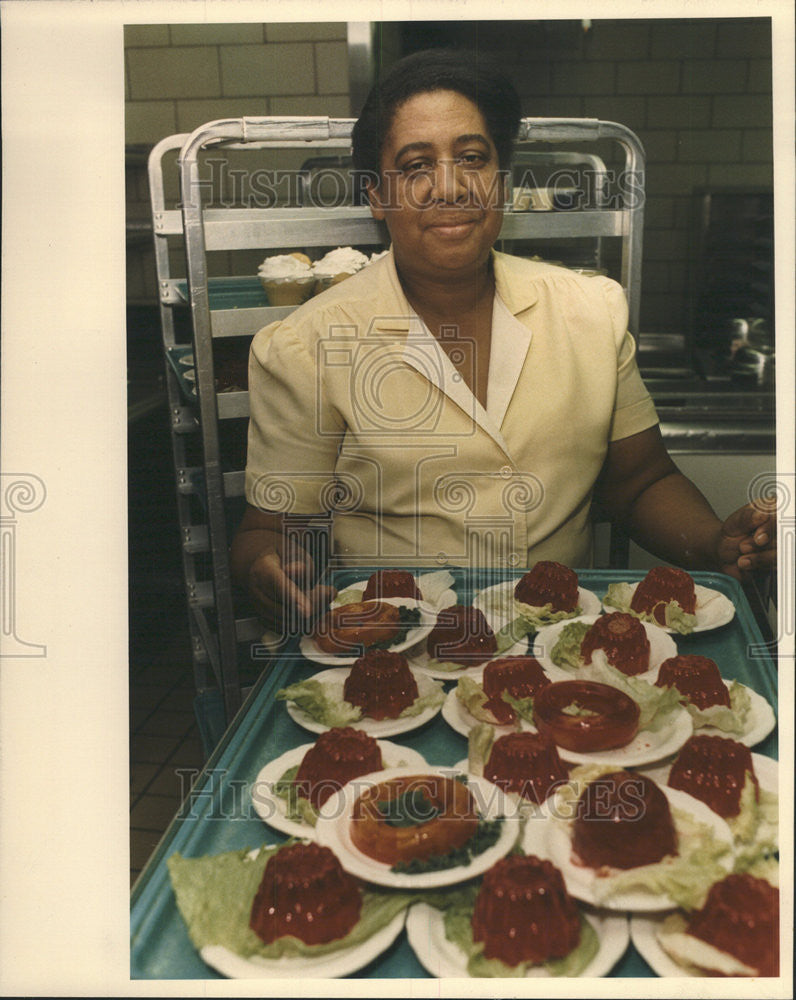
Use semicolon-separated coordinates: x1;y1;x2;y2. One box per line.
518;118;646;335
177;117;357;726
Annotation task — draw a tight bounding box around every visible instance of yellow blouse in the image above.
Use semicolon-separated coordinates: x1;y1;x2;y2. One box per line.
245;249;659;569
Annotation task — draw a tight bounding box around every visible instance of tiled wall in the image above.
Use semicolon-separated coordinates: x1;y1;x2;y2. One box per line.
478;17;774;334
126;18;773;334
125;22;352;303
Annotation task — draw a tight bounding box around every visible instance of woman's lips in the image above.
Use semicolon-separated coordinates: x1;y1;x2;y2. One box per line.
426;216;481;235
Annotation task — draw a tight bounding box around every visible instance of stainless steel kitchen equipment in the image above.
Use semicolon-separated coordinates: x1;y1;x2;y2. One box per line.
147;116;646;736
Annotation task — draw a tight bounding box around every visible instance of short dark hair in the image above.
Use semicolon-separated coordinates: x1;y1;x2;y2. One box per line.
351;48;522;183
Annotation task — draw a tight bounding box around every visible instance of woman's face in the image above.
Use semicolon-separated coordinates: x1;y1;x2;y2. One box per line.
367;89;506;283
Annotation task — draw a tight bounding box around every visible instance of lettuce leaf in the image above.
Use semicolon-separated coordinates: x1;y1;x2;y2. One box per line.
416;569;455;606
730;775;778;872
167;845;413;961
333;586;365;606
500;692;536;724
455;675;504;725
685;680;751;735
466;722;497;777
272;764;320;827
592;805;733;910
275;676;444;726
275;680;362;728
549;621;591;670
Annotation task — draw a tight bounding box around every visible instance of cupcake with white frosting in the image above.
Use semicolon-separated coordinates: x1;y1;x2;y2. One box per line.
312;247;370;291
257;252;316;305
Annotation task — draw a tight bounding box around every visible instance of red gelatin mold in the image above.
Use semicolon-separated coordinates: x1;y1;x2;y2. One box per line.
483;731;568;803
426;604;497;665
514;561;579;612
293;726;383;809
249;842;362;945
362;569;422;602
342;649;419;720
580;612;651;676
630;566;696;626
572;770;678;870
656;654;731;709
472;854;581;966
481;656;550;724
687;873;779;977
668;734;758;819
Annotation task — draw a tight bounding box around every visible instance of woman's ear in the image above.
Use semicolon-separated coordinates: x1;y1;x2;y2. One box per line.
365;178;386;221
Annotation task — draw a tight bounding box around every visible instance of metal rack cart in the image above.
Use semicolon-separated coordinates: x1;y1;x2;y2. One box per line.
147;116;645;737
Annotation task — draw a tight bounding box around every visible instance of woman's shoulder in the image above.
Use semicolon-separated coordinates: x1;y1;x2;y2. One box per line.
494;250;625;312
255;253;397;346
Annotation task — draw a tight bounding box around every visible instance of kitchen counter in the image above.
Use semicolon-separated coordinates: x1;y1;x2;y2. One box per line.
637;334;775;452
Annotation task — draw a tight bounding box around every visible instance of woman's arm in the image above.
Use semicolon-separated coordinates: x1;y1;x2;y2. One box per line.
230;504;335;636
593;426;776;579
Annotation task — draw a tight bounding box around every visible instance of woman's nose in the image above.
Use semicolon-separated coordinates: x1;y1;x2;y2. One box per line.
429;160;468;203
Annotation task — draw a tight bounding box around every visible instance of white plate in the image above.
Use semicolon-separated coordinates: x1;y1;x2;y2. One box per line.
533;615;678;684
532;785;734;911
299;597;436;666
442;685;516;739
407;637;530;681
283;667;444;738
473;581;602;632
629;913;697;977
441;683;549;739
251;740;429;839
199;910;407;979
330;571;456;613
443;679;693;768
601;582;735;633
314;766;522;889
550;704;695;768
406;901;629;978
694;681;776;748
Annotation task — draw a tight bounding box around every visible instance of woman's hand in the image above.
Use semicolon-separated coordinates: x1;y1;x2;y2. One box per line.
230;505;335;637
715;499;777;580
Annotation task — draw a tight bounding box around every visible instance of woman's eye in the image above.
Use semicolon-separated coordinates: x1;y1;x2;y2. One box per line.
458;152;486;166
402;160;432;175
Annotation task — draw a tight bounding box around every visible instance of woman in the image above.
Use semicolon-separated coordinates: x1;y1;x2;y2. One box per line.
231;49;775;634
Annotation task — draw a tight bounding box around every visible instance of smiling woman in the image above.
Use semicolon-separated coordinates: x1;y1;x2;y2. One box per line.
230;48;777;638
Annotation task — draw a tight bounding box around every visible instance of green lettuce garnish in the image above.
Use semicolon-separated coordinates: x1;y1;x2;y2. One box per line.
333;586;365;606
730;774;778;872
275;676;445;727
549;621;591;670
591;804;733;910
456;676;504;725
467;722;497;777
167;845;413;961
684;680;751;735
500;692;536;724
435;887;599;977
603;582;697;634
391;817;506;875
273;764;320;826
275;680;362;728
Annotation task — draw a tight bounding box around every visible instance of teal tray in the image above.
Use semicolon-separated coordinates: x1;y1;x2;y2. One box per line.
175;276;270;310
130;568;778;980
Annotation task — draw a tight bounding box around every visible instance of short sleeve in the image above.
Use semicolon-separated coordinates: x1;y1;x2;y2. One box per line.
599;279;660;442
245;321;344;513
